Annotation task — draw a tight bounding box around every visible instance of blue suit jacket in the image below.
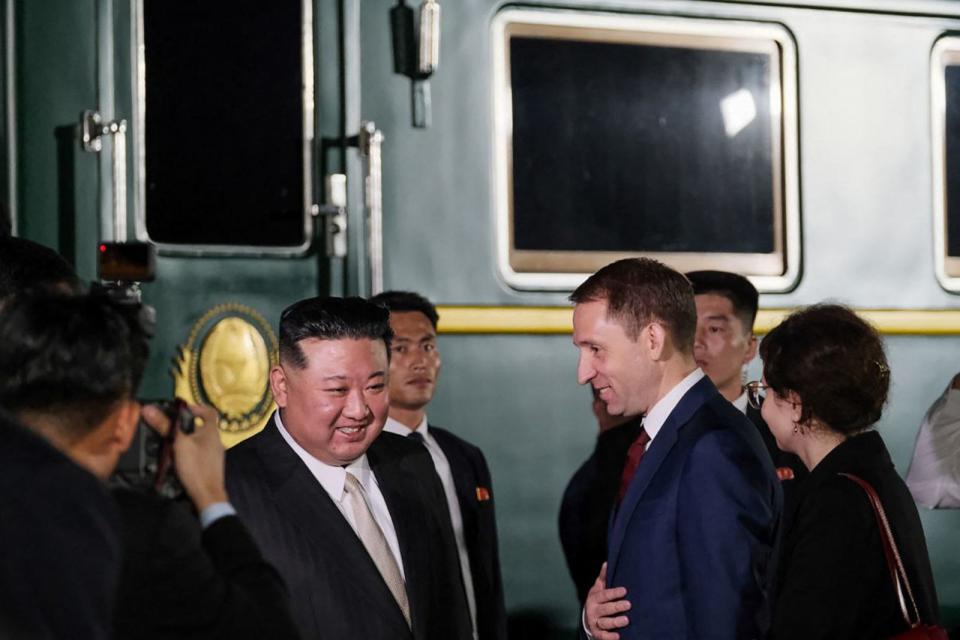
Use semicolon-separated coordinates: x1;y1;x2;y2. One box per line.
606;376;782;640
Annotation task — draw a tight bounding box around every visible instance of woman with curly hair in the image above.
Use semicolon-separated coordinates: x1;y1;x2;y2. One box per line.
750;304;940;639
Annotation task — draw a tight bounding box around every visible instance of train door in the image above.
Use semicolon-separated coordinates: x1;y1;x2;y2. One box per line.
9;0;383;446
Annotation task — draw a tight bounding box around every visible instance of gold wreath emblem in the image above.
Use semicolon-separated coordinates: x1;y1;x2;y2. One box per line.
172;304;277;448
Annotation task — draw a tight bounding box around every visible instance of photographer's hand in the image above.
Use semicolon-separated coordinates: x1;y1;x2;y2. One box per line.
141;403;229;512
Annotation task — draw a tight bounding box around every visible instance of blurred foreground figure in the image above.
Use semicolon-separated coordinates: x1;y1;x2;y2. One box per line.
906;373;960;509
0;294;142;639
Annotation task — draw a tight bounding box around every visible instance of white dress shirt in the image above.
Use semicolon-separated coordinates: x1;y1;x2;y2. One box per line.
383;416;478;639
274;412;406;579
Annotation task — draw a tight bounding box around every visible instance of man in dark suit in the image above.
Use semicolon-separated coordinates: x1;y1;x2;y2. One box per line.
370;290;508;640
573;258;781;640
559;269;802;610
0;293;143;639
226;296;472;640
686;270;807;503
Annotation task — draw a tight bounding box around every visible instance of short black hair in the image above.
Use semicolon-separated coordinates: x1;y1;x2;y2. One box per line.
686;270;759;333
0;293;149;435
0;237;82;301
571;258;697;352
279;296;393;369
369;290;439;329
760;304;889;435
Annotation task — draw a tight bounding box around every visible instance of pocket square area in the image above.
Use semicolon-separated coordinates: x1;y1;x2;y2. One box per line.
475;486;491;502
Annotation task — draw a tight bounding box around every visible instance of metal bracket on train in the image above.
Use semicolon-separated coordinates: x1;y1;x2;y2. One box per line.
316;174;348;259
79;110;129;241
390;0;440;128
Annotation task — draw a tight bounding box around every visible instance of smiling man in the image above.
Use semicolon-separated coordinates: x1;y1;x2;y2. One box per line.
572;259;781;640
226;296;472;640
371;290;507;640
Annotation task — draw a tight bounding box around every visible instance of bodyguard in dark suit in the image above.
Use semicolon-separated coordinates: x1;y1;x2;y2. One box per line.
572;259;781;640
686;270;807;493
371;290;507;640
226;296;472;640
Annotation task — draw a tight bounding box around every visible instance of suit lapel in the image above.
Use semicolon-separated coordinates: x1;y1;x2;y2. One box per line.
255;420;411;633
430;428;479;543
607;376;716;575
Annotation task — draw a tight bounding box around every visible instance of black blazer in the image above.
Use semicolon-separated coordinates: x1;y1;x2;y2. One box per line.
558;418;643;604
0;410;121;640
430;426;508;640
225;419;472;640
771;430;940;639
111;488;300;640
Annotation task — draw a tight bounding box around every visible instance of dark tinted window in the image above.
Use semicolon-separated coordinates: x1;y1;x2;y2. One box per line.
510;35;776;254
143;0;306;247
945;65;960;258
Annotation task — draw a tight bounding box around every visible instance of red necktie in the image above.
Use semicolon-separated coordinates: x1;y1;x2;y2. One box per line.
618;427;650;502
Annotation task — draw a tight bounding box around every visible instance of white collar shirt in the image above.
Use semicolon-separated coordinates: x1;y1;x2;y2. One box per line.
643;368;706;445
274;411;405;579
382;416;478;639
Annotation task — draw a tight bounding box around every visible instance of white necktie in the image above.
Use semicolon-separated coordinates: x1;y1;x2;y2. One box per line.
343;472;411;627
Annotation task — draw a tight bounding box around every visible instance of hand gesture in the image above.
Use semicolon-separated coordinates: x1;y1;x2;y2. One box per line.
584;563;631;640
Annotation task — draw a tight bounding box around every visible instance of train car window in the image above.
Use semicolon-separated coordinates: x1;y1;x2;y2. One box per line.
933;37;960;289
492;10;799;291
135;0;312;254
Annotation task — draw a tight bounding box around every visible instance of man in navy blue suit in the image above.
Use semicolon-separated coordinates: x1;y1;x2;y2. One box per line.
572;258;781;640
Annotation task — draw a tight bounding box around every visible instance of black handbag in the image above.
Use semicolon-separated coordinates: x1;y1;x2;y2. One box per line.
839;473;948;640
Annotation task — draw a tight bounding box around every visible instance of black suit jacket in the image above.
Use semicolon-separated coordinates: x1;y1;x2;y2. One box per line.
0;410;121;640
558;418;643;604
429;426;508;640
771;430;940;639
225;419;472;640
111;488;299;640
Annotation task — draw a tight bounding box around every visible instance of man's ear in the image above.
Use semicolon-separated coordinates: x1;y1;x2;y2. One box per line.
113;399;141;452
743;333;759;366
270;366;289;408
646;322;668;360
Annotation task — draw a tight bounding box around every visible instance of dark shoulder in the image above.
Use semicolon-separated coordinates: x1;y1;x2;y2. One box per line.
429;425;485;459
798;473;875;528
371;430;431;464
226;427;266;460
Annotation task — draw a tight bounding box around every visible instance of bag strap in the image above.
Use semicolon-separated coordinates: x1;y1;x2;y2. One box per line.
839;473;921;629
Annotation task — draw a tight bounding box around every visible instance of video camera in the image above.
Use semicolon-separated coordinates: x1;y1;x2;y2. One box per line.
96;241;196;499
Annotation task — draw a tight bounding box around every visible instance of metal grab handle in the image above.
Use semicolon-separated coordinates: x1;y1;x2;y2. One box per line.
417;0;440;76
80;110;128;241
359;122;385;295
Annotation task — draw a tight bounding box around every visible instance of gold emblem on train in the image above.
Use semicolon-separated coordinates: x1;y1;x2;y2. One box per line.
173;304;277;444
